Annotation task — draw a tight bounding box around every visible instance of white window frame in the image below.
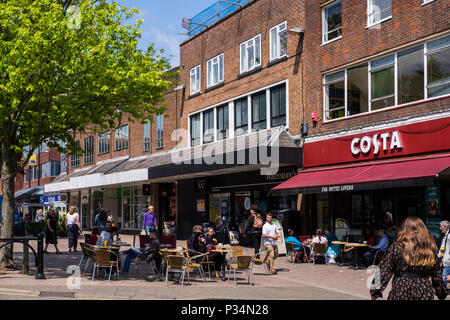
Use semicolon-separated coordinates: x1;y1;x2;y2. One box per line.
367;0;392;28
190;65;201;95
83;136;94;165
207;54;224;88
240;35;261;74
322;1;342;45
143;120;151;151
114;125;129;151
323;70;347;121
156;115;163;149
369;54;396;111
270;22;287;61
98;131;110;155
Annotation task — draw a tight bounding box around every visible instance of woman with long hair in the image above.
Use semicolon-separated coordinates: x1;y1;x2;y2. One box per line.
66;206;82;252
370;216;447;300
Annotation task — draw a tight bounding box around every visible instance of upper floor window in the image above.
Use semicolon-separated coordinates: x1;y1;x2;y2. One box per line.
115;125;129;151
367;0;392;27
235;98;248;136
322;1;342;44
190;114;201;147
270;22;287;61
240;35;261;73
271;84;287;127
207;54;224;88
98;131;110;155
190;65;201;95
143;120;151;151
203;109;214;144
70;141;80;168
156;115;164;149
323;34;450;121
252;91;267;131
83;136;94;165
217;104;229;141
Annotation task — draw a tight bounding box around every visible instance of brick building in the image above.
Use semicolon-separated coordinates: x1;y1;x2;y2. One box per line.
273;0;450;239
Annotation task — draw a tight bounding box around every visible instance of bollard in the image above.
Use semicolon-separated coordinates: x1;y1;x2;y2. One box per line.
35;234;45;279
23;241;29;275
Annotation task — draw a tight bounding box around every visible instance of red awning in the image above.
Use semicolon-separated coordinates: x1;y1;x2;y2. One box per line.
272;154;450;195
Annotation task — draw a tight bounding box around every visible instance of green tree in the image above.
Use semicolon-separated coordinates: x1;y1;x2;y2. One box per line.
0;0;174;267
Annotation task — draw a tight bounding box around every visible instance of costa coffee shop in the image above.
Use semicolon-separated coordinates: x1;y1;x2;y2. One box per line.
272;116;450;239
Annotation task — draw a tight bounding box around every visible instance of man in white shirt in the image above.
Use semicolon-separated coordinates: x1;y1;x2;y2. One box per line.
262;212;280;275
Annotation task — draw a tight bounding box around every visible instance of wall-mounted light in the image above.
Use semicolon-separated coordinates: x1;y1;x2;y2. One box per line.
287;27;305;35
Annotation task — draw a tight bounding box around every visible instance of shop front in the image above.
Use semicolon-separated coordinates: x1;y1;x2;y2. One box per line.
272;117;450;240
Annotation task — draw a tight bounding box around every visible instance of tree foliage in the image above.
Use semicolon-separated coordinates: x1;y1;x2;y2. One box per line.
0;0;174;265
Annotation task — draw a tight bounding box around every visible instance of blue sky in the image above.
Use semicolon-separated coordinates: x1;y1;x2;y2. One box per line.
116;0;216;67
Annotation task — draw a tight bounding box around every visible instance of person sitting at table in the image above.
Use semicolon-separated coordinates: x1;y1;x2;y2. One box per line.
95;226;118;247
121;230;161;274
363;228;390;268
312;229;328;245
188;225;203;256
361;228;376;246
204;227;224;278
285;229;310;263
88;227;100;246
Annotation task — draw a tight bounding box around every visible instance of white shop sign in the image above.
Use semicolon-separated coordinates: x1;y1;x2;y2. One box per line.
351;131;403;156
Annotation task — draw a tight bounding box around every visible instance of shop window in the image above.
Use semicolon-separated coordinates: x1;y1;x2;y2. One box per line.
203;109;214;144
324;71;345;120
190;113;201;147
240;35;261;73
370;54;395;110
252;91;267;131
235;98;248;136
217;104;229;140
270;22;287;61
347;64;369;116
322;1;342;44
271;84;287;127
426;35;450;98
398;46;424;104
367;0;392;27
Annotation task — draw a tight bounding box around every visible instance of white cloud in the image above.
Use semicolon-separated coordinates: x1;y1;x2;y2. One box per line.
146;27;182;67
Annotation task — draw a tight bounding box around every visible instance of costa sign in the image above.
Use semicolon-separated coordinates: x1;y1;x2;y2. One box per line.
351;131;402;156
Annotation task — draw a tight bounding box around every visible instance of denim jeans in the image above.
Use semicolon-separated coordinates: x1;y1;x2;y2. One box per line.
122;247;147;272
442;265;450;285
144;225;155;235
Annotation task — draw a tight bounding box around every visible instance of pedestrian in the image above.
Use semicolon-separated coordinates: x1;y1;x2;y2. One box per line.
438;220;450;285
66;206;82;253
93;208;107;232
262;212;280;275
44;208;62;254
35;209;45;222
370;216;448;300
106;209;114;226
244;205;264;259
142;205;158;235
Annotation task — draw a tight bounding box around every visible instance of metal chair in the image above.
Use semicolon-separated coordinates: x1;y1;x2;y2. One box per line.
252;250;269;275
91;249;119;281
79;243;95;272
187;253;208;283
372;249;385;266
230;255;253;287
165;255;189;286
311;243;328;265
285;242;296;263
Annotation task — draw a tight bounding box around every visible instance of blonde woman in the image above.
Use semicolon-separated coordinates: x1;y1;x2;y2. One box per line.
66;206;82;253
370;216;447;300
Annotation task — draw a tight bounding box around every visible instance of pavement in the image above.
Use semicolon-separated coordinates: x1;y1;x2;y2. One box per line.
0;233;444;301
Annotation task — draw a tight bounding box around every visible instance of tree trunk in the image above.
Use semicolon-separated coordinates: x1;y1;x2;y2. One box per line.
0;147;18;269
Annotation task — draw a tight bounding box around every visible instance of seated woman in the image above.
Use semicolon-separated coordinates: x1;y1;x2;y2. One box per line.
193;232;224;278
311;229;328;245
88;227;100;246
285;229;310;262
361;228;376;246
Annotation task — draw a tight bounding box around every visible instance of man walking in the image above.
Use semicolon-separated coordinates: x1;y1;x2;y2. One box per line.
262;212;280;275
142;205;158;235
439;220;450;285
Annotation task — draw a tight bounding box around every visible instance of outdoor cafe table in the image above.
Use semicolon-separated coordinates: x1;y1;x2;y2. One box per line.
93;242;131;269
331;241;350;266
211;246;233;282
344;242;368;270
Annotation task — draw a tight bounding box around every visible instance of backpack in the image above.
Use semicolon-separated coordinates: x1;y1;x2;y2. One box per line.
253;214;263;229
